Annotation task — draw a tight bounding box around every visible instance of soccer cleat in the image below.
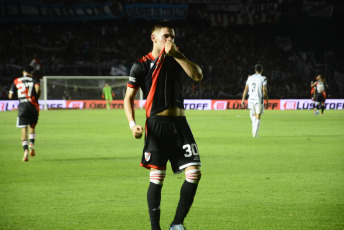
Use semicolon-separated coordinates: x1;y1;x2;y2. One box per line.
29;143;35;157
23;150;29;162
169;224;187;230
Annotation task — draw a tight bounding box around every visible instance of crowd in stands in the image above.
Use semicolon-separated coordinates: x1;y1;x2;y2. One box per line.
0;21;341;100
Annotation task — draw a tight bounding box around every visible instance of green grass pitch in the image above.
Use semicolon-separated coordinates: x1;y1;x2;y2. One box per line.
1;109;343;230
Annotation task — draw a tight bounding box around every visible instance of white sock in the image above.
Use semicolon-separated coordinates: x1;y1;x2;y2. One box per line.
250;111;255;136
250;110;255;122
254;119;261;137
252;117;257;137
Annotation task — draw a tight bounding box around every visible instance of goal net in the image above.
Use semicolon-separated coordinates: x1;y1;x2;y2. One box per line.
41;76;143;110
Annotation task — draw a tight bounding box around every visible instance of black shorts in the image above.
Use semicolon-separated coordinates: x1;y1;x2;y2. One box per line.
17;106;38;128
315;92;325;104
141;116;201;174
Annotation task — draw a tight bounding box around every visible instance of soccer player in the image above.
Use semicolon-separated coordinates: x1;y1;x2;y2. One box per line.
311;74;327;115
241;64;269;138
102;83;115;109
310;74;319;102
8;65;41;162
124;23;203;230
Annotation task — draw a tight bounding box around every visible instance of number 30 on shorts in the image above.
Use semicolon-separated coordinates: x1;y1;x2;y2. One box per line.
183;143;199;157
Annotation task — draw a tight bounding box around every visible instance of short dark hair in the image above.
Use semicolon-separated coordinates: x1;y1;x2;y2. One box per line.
151;21;174;34
23;65;35;75
255;64;263;72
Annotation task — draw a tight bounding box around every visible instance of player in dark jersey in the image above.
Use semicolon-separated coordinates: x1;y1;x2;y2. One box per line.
124;23;203;230
9;65;41;162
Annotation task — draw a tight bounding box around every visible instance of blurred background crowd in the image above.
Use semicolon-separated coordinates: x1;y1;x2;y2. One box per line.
1;0;343;100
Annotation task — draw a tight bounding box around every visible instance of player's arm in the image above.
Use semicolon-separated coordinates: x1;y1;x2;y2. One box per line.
124;86;143;139
8;82;15;99
241;85;249;108
165;41;203;82
263;85;269;105
35;83;41;98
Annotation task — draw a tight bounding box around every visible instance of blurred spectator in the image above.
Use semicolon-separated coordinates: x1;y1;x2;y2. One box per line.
0;21;342;99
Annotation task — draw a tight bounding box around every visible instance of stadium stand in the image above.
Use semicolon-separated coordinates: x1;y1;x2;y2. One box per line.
0;0;343;100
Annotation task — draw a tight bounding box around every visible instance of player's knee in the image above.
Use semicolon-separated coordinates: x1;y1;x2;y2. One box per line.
185;168;201;184
150;170;166;185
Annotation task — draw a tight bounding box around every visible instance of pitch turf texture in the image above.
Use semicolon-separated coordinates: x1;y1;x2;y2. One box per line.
1;109;343;230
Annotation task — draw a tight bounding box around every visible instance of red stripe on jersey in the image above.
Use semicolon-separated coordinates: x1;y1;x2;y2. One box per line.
15;78;40;113
147;52;155;60
138;52;155;63
127;83;139;89
145;48;165;118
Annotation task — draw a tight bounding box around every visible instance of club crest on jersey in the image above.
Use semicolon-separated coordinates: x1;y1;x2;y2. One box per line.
145;152;151;162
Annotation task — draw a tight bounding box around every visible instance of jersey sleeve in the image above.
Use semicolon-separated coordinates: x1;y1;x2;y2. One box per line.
262;76;267;86
245;76;250;86
9;82;16;94
34;78;40;86
128;61;142;89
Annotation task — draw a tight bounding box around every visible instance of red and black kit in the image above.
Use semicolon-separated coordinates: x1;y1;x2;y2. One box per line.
10;76;40;128
128;50;185;118
128;50;201;173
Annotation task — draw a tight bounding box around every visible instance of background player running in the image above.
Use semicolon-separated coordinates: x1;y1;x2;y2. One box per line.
8;65;41;162
124;23;203;230
241;64;269;138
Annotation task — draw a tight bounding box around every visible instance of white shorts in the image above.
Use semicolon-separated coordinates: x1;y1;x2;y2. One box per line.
248;101;264;114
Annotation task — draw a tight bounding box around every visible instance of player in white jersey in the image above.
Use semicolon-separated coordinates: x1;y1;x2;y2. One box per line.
241;64;269;138
311;74;327;115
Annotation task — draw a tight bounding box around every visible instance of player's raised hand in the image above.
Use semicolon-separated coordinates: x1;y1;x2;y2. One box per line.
165;40;177;56
131;125;143;139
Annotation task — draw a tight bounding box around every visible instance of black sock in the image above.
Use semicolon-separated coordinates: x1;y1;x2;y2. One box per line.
29;133;35;145
321;105;325;114
22;140;28;151
147;182;162;230
172;180;199;225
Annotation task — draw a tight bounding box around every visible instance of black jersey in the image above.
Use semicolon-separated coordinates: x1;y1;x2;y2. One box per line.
9;76;40;116
128;50;186;118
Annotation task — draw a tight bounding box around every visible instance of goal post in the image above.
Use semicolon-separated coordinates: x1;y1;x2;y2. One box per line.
41;76;143;110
